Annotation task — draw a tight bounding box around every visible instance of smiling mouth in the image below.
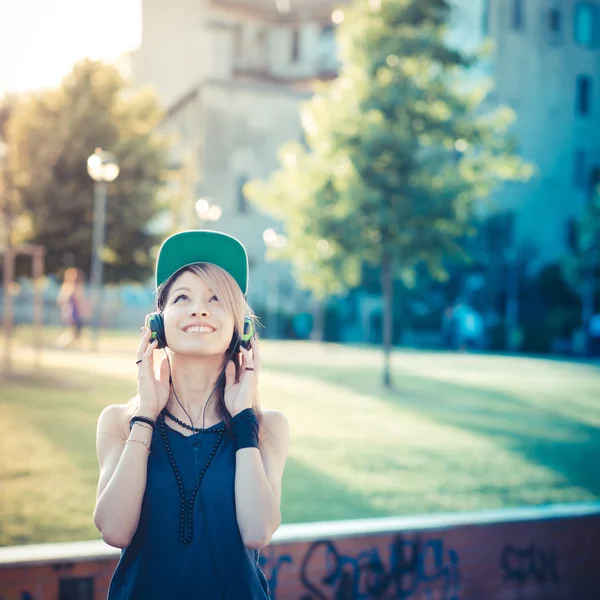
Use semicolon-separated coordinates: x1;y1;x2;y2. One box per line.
184;326;215;334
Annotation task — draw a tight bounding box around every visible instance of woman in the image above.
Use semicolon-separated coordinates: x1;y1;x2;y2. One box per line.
56;267;90;348
94;230;289;599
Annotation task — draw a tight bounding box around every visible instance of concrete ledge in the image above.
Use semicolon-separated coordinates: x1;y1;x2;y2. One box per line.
1;502;599;568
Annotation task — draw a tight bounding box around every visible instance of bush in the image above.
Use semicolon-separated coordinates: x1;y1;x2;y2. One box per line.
521;307;580;354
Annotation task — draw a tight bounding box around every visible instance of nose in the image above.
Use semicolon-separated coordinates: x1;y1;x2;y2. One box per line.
189;305;209;317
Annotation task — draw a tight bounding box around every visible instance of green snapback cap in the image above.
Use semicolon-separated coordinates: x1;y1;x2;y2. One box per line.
155;230;249;294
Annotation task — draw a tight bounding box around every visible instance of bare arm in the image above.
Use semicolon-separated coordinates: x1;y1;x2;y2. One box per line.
93;327;170;548
93;405;157;548
234;409;289;549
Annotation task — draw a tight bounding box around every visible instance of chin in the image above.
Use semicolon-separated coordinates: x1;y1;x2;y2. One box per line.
171;339;230;358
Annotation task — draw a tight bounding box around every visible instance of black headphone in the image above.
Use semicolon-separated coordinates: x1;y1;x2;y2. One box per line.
144;312;255;351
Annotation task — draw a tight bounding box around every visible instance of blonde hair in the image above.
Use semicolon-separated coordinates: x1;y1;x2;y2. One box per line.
123;263;262;431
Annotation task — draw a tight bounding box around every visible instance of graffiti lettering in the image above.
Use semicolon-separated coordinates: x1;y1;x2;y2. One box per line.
500;543;560;584
258;547;294;600
258;535;460;599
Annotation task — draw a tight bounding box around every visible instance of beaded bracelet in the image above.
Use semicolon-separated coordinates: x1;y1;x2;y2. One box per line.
126;438;151;453
131;421;153;432
130;416;156;431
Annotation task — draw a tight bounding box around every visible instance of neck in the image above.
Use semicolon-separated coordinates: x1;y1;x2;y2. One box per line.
166;352;227;427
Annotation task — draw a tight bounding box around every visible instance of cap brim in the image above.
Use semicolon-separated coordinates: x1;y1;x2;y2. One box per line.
155;230;248;294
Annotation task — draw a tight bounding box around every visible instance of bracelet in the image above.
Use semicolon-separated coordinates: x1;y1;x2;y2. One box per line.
231;408;259;451
131;421;153;432
126;438;151;453
130;416;156;431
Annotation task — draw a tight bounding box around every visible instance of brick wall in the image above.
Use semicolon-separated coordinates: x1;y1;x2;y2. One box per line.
1;503;599;599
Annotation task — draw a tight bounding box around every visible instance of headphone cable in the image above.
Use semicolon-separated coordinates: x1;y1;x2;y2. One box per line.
163;339;240;431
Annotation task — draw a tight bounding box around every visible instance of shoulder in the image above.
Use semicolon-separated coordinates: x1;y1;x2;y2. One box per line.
259;409;289;451
261;409;289;436
97;403;130;441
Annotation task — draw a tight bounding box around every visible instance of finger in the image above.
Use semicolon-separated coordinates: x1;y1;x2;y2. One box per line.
240;346;255;370
136;328;152;360
140;340;158;371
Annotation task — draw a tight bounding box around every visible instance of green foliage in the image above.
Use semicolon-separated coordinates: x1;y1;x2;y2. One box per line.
3;60;171;282
562;185;600;297
246;0;532;300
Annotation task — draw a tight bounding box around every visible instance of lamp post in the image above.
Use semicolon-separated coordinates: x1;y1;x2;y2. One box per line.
87;148;119;349
195;198;222;228
263;228;287;338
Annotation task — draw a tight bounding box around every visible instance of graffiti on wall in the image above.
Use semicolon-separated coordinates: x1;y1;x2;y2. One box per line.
0;539;567;600
500;543;560;585
259;534;461;600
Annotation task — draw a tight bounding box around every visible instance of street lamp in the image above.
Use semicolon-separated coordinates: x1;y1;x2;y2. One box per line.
195;197;222;227
263;228;287;338
87;148;119;348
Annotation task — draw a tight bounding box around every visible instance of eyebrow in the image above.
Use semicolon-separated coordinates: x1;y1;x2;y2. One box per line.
170;286;215;296
171;287;191;295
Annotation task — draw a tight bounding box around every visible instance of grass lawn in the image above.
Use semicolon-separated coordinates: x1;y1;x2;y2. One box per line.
1;327;600;546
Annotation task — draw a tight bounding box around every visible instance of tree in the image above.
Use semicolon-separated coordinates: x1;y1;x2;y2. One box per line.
3;59;170;282
246;0;532;387
562;168;600;352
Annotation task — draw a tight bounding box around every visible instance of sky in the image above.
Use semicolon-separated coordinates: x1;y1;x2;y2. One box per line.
0;0;142;95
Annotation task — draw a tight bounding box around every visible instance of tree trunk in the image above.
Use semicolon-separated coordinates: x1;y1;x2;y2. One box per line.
381;253;394;388
311;297;324;342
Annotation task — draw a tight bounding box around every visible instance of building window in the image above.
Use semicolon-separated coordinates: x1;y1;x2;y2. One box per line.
574;149;586;187
291;28;301;62
590;166;600;202
576;75;592;115
512;0;524;30
574;3;596;47
255;30;266;67
237;175;248;214
566;218;578;251
482;0;490;35
234;24;243;60
549;9;561;32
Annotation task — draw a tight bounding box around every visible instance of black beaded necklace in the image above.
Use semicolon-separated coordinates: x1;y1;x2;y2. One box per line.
158;411;225;545
164;409;223;433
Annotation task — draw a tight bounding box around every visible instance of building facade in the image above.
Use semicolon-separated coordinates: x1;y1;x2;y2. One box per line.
475;0;599;269
134;0;600;326
134;0;341;314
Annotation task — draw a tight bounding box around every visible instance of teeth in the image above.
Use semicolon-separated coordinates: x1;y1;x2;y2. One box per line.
185;326;214;333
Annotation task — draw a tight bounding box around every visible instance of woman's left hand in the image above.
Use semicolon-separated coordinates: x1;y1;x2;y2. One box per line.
224;338;260;417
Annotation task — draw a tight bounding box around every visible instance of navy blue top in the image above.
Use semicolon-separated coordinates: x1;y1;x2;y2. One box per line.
108;415;270;599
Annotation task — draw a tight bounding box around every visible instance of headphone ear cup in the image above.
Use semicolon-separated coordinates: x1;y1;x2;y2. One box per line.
145;312;167;349
240;317;255;350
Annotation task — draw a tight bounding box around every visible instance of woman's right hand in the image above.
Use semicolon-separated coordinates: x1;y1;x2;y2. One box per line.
136;327;170;419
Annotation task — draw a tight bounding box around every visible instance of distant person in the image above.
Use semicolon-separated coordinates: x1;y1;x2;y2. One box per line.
56;267;90;348
452;300;484;351
441;306;456;349
94;230;289;599
589;313;600;357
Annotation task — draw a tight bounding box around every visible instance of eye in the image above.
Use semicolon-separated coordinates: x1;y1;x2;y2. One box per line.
173;294;189;303
208;294;219;302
